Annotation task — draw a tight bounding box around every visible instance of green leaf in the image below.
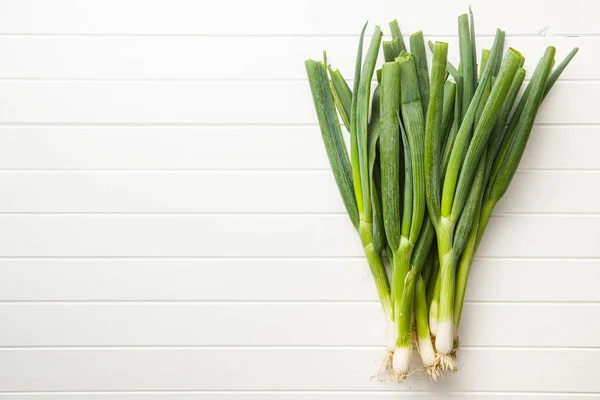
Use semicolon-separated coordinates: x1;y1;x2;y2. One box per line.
379;61;402;251
356;25;383;223
305;60;359;228
328;67;352;132
410;31;430;116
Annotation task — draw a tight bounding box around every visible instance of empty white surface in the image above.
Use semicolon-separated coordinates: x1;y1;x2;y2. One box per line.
0;0;597;398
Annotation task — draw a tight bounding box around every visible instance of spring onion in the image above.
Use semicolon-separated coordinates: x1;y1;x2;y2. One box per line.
305;9;576;381
305;26;393;352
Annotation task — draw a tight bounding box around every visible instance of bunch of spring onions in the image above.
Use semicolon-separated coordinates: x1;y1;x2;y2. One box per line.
305;9;577;381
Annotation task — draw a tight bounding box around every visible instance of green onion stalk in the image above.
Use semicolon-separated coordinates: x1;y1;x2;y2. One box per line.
389;43;443;378
379;38;460;378
305;25;395;358
380;49;427;378
380;42;458;379
427;25;524;369
425;41;463;339
412;79;456;380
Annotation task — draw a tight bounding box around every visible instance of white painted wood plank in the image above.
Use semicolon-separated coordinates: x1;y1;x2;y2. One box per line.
492;171;600;213
0;303;596;347
520;125;600;170
0;81;592;124
465;259;600;302
0;0;595;35
0;215;597;257
0;36;589;80
0;348;596;392
0;126;596;170
3;259;600;302
0;171;343;213
457;303;599;347
0;258;596;302
0;126;326;171
0;170;594;213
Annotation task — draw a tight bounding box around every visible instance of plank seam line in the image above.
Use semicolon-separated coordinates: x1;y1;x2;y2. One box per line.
0;168;595;173
0;78;594;83
0;345;596;350
0;33;576;38
0;122;593;127
0;212;593;216
0;256;598;260
0;390;597;395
